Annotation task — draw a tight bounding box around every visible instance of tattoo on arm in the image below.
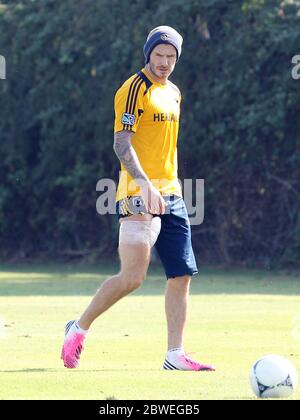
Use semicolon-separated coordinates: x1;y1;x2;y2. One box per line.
113;130;150;184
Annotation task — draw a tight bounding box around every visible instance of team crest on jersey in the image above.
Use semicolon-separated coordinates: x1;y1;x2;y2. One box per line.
122;112;135;126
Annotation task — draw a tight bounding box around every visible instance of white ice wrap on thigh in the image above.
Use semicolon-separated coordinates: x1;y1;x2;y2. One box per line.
119;217;161;247
150;217;161;246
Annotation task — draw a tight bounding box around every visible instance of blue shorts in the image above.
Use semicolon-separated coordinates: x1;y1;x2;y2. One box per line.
116;195;198;279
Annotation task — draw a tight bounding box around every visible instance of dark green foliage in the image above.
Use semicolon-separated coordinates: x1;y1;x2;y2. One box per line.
0;0;299;267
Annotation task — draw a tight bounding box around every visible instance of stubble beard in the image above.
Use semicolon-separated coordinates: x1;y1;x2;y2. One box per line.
149;62;171;82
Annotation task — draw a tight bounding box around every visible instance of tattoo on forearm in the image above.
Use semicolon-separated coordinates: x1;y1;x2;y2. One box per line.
114;131;149;183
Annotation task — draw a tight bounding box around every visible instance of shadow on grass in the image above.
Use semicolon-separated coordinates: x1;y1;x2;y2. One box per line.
0;369;55;373
0;368;163;373
0;263;299;296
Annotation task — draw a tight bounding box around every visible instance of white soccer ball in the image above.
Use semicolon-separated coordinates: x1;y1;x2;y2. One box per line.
250;355;298;398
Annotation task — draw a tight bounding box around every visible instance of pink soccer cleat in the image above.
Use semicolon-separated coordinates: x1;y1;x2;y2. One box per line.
163;352;216;371
61;320;86;369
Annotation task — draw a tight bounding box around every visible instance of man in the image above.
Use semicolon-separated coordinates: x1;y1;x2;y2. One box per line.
61;26;215;372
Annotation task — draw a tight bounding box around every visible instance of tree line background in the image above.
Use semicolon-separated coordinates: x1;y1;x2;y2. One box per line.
0;0;299;268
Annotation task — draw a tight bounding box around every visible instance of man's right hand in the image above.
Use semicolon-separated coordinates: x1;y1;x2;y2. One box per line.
113;131;166;215
141;183;166;215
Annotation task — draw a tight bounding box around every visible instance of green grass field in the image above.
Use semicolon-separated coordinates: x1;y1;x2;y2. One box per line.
0;264;299;400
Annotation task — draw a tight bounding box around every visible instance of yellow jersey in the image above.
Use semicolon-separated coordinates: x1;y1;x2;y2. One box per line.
114;68;182;202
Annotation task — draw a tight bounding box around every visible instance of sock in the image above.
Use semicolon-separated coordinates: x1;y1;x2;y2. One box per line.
67;320;88;337
166;347;185;362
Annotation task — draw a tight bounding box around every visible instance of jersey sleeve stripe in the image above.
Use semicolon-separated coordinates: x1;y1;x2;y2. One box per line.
125;75;139;115
123;75;139;130
129;78;144;116
127;76;143;114
123;75;144;131
137;71;152;95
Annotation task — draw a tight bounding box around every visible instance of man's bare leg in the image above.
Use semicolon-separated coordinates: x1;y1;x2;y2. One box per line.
61;214;152;368
78;242;151;330
165;275;191;350
163;275;215;371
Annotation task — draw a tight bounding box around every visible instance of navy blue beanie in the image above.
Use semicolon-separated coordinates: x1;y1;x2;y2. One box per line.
143;26;183;64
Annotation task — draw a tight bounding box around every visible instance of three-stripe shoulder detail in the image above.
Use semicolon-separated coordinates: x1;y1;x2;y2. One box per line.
136;71;152;95
123;71;152;131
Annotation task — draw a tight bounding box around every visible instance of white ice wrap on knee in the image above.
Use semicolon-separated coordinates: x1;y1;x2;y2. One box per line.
119;217;161;247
